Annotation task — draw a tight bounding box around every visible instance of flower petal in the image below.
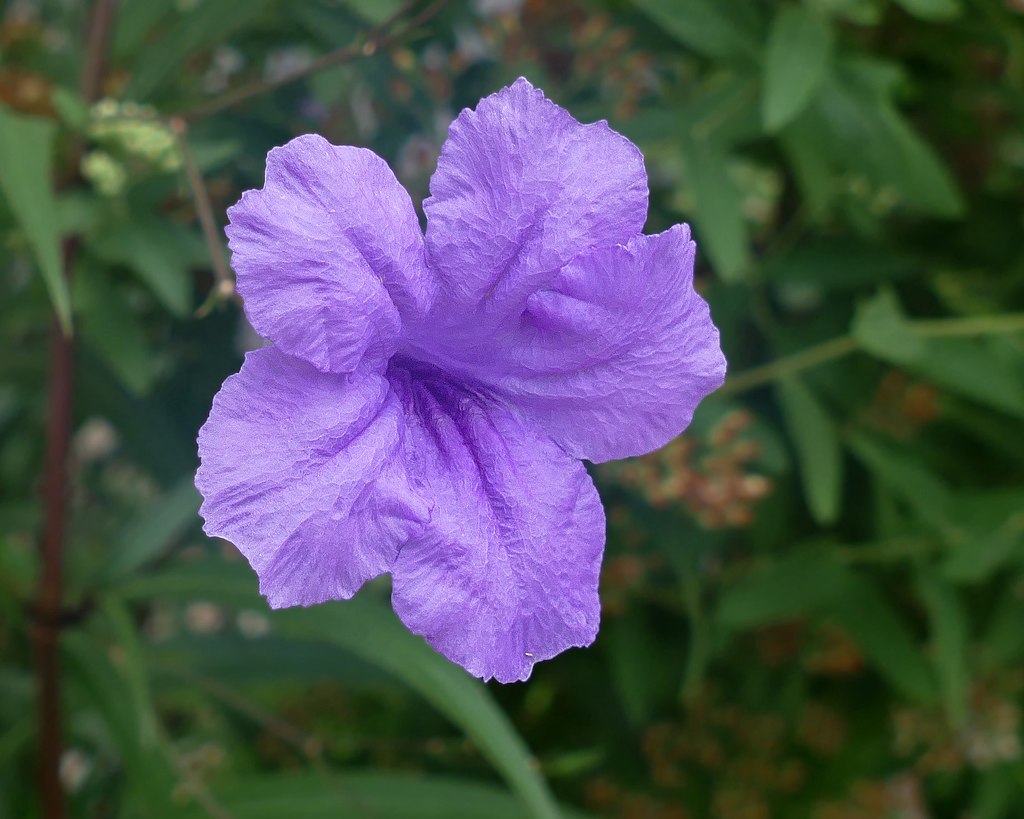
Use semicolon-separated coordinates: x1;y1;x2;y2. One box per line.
388;364;605;683
424;225;726;463
196;346;429;608
423;77;648;323
227;135;432;374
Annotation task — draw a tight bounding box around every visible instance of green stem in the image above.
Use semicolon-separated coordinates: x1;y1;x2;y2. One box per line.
719;335;858;396
181;0;449;122
719;312;1024;397
912;312;1024;338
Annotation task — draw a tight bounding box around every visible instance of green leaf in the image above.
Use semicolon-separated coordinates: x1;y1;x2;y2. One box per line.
119;560;563;819
0;717;33;773
149;633;389;688
92;219;204;317
908;337;1024;421
96;478;200;583
971;766;1021;819
805;0;883;24
779;118;834;218
604;610;661;725
64;630;177;815
777;378;843;524
681;138;750;282
293;0;361;49
846;433;956;532
827;573;936;701
762;7;834;132
892;0;962;21
718;549;850;628
820;61;965;217
870;101;965;216
624;73;761;148
763;240;913;289
942;491;1024;583
186;137;243;173
914;571;969;726
50;87;90;131
628;0;760;61
127;0;276;99
99;598;163;748
281;603;563;819
0;666;34;772
979;590;1024;671
337;0;406;25
687;74;763;147
719;548;936;700
853;295;1024;421
0;533;35;602
851;288;926;364
179;772;591;819
74;265;159;394
113;0;175;61
56;190;101;236
0;104;72;334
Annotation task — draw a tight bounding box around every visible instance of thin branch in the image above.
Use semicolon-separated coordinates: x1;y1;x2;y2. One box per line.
718;311;1024;397
718;335;859;397
180;0;448;122
912;311;1024;338
79;0;117;102
33;3;117;817
170;118;235;307
174;0;448;312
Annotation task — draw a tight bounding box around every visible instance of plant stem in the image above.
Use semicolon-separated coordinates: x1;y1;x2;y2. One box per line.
181;0;449;122
912;311;1024;338
719;311;1024;397
170;118;234;305
718;335;859;397
34;291;74;819
33;3;116;817
80;0;117;102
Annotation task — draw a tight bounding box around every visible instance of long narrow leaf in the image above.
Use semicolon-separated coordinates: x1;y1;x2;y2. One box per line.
0;104;71;333
777;377;843;525
763;7;834;131
120;560;563;819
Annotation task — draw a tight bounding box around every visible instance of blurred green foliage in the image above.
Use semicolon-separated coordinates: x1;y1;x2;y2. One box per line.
2;0;1024;817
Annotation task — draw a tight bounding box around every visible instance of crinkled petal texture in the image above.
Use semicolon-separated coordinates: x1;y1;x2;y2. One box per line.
413;80;724;463
227;135;433;374
422;77;648;324
199;78;728;683
434;226;726;462
196;347;429;608
388;364;605;683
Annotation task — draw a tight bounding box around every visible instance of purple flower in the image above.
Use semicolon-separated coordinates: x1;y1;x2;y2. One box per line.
196;78;726;683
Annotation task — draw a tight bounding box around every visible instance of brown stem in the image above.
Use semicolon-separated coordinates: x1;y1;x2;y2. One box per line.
33;2;117;817
170;118;235;304
34;280;75;819
180;0;448;122
79;0;117;102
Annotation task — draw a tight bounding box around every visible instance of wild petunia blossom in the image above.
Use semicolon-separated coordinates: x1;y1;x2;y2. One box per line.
196;78;726;683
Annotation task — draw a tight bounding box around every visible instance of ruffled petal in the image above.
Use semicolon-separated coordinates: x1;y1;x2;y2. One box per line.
388;364;605;683
422;77;648;324
422;225;726;463
226;135;432;374
196;347;429;608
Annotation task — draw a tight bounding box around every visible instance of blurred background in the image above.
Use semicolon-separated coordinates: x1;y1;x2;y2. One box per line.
2;0;1024;817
